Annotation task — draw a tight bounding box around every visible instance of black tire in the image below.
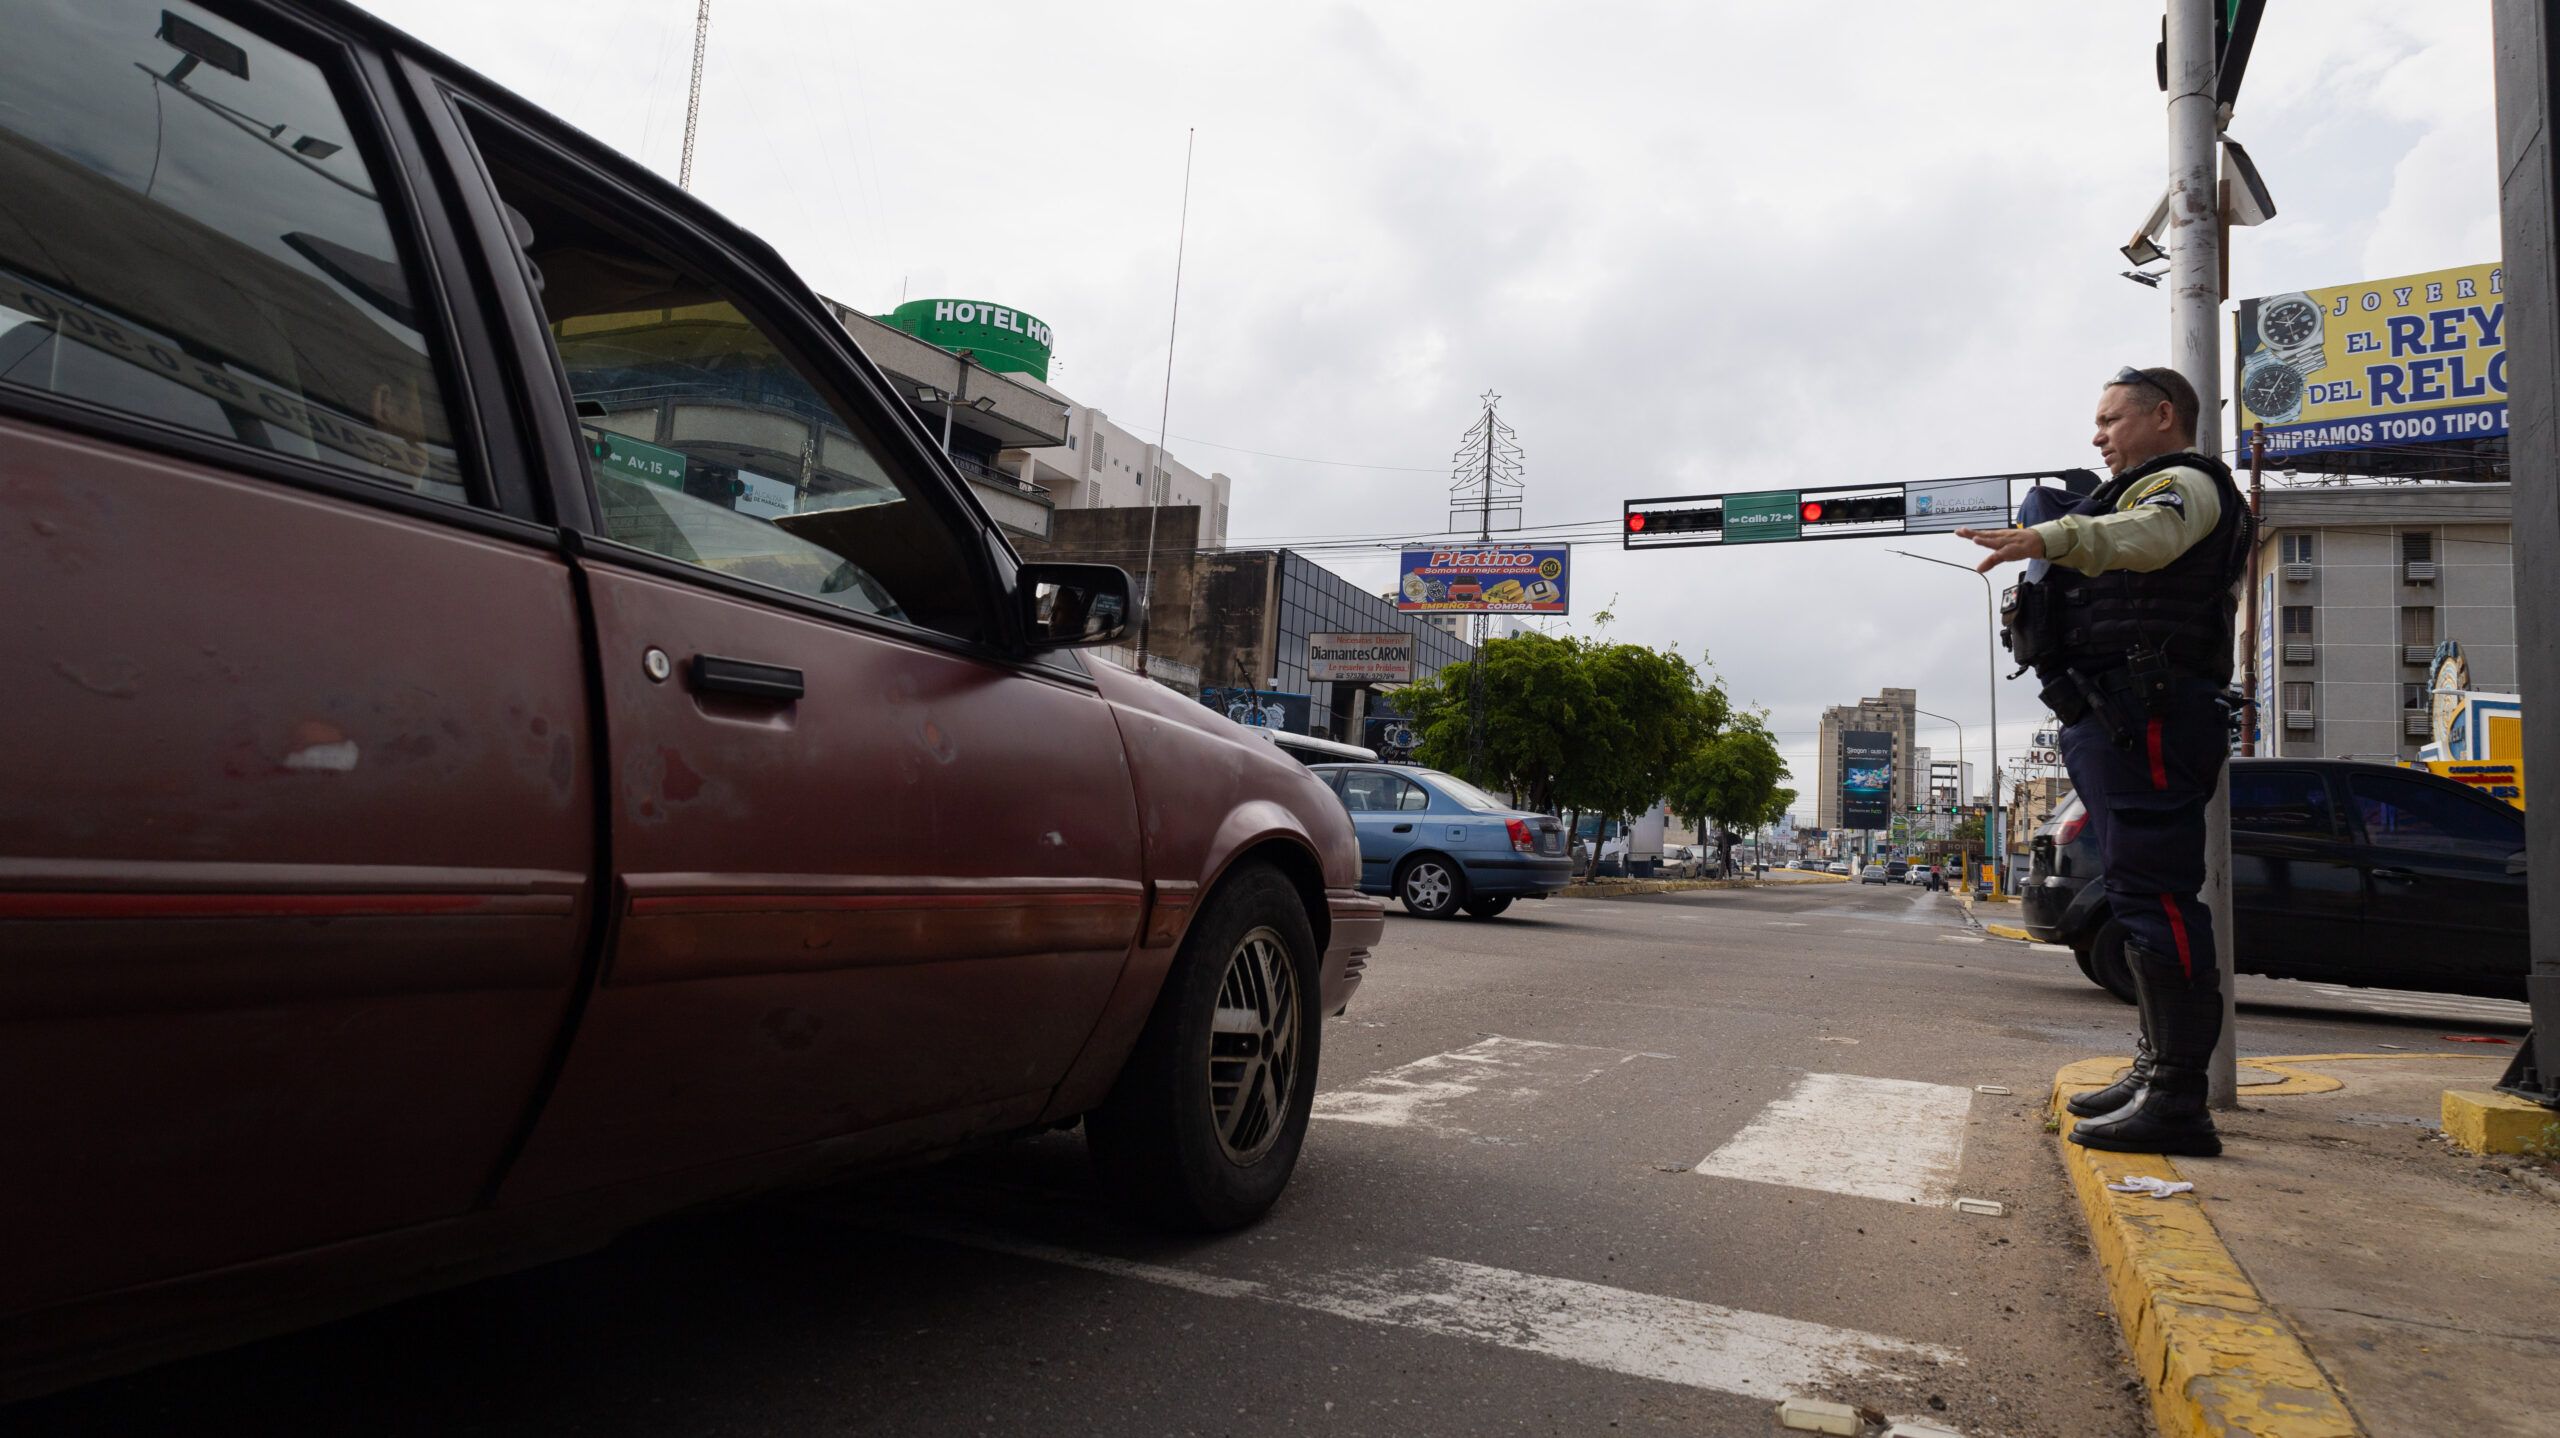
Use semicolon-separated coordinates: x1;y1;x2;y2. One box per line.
1086;863;1322;1231
2081;918;2138;1005
1395;855;1468;919
1460;894;1514;920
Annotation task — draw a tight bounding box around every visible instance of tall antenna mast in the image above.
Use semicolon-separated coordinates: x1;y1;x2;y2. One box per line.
678;0;710;191
1449;391;1523;782
1134;128;1195;675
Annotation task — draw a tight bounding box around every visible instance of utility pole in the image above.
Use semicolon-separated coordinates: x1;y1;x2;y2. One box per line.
2167;0;2239;1110
2489;0;2560;1108
678;0;709;192
1448;392;1523;784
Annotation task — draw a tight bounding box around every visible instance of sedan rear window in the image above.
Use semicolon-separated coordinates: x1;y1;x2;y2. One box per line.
2348;772;2522;858
1414;771;1509;813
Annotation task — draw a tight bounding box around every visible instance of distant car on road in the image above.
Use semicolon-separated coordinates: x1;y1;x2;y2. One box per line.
1828;860;1852;875
1858;864;1890;885
2024;758;2528;1002
1310;765;1571;919
1904;864;1937;886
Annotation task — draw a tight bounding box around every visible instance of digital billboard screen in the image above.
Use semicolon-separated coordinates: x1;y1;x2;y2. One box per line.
1840;730;1894;831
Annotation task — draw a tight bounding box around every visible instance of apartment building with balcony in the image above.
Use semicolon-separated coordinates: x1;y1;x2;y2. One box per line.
2245;483;2514;760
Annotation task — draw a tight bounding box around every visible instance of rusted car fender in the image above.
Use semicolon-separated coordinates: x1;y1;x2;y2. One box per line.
1038;661;1369;1123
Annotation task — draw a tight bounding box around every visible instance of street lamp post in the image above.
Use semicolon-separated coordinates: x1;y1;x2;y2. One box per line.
1892;549;2003;895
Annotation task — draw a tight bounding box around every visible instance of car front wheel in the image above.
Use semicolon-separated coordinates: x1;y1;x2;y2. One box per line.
1396;856;1467;919
2079;918;2138;1005
1087;862;1321;1230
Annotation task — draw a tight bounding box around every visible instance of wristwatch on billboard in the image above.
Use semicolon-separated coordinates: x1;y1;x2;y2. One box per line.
2239;349;2307;424
2256;291;2326;375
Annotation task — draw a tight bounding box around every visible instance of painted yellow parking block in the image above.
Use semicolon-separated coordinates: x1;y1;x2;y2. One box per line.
1983;924;2033;941
2441;1088;2560;1155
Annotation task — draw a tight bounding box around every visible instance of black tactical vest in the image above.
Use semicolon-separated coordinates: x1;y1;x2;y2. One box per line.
2025;451;2249;683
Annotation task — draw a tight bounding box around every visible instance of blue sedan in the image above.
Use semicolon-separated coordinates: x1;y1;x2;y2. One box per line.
1308;765;1572;919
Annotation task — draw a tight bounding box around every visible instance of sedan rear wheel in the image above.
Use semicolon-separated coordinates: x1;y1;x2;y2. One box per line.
1397;856;1466;919
1088;863;1321;1230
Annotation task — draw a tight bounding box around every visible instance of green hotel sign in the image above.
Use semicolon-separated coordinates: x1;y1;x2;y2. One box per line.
882;298;1054;381
1722;490;1800;543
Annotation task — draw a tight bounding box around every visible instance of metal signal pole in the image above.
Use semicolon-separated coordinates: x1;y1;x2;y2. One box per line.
2167;0;2239;1110
678;0;709;192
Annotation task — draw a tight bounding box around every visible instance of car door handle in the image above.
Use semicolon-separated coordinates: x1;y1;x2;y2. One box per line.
1392;823;1413;833
2371;866;2420;883
691;654;805;700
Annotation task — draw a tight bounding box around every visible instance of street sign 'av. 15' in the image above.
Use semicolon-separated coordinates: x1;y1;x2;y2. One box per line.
1620;472;2071;551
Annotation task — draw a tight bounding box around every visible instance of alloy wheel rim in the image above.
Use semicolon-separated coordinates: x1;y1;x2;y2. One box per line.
1406;863;1452;910
1207;925;1299;1165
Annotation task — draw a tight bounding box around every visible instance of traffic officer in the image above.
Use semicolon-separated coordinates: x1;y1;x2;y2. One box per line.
1958;366;2248;1157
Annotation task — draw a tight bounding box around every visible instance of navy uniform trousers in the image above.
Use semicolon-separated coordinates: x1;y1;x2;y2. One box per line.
2053;670;2229;995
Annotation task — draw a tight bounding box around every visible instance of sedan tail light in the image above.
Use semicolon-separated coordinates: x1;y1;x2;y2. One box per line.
1506;819;1536;853
2055;813;2087;846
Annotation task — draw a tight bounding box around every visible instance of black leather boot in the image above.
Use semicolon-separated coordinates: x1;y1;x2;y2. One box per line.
2067;1037;2153;1118
2070;944;2222;1156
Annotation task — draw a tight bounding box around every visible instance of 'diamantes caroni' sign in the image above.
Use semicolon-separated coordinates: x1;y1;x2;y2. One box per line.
1307;633;1416;684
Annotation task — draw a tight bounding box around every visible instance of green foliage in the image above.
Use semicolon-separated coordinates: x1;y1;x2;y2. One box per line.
1664;713;1791;841
1399;633;1731;821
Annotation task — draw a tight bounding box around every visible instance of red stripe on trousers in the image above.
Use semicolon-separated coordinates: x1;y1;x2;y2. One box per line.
2159;893;2194;979
2146;716;2167;789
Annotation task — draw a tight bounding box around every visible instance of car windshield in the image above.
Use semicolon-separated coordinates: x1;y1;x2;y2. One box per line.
1414;771;1511;813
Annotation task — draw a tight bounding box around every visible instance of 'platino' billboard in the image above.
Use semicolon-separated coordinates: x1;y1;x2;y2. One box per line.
2235;261;2505;458
1397;546;1569;613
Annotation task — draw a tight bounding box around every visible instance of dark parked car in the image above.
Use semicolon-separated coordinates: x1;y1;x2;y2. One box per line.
0;0;1386;1399
2024;759;2527;1002
1309;765;1571;918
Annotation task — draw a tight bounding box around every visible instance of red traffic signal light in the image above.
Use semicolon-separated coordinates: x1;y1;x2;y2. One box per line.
1627;512;1645;532
1799;501;1823;523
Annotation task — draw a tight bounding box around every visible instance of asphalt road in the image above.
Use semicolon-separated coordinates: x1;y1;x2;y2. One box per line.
15;879;2529;1437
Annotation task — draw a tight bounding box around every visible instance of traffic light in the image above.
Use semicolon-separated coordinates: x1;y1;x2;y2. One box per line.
1623;499;1723;549
1797;486;1903;533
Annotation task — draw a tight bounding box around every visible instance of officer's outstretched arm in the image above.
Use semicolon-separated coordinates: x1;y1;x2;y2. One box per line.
2029;470;2221;576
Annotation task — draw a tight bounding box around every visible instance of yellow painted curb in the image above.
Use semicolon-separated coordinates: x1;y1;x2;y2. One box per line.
2051;1062;2362;1438
2441;1088;2560;1155
1984;923;2034;941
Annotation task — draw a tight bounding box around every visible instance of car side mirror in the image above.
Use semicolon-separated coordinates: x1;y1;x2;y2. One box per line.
2509;849;2528;876
1020;562;1133;650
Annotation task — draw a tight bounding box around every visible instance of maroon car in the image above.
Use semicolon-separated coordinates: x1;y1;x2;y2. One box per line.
0;0;1381;1400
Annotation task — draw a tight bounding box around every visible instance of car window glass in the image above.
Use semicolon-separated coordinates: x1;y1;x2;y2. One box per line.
0;1;464;502
1390;776;1431;812
2230;768;2338;838
469;135;988;641
1338;772;1394;813
2348;773;2522;858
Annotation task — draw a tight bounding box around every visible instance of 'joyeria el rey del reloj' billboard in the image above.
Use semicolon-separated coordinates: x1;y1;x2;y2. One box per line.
2234;262;2505;459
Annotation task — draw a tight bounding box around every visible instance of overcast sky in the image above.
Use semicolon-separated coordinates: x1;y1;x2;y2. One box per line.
363;1;2497;818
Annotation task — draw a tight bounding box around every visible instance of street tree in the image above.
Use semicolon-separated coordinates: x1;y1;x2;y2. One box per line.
1665;715;1791;873
1400;632;1598;811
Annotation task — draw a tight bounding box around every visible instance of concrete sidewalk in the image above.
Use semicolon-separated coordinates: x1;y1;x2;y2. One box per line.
2052;1053;2560;1438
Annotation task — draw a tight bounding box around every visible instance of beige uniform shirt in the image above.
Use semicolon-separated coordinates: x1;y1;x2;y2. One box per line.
2027;465;2222;576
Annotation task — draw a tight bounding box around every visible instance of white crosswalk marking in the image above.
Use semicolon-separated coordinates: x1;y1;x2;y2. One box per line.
2298;983;2532;1026
913;1226;1962;1402
1695;1073;1974;1206
1314;1035;1657;1134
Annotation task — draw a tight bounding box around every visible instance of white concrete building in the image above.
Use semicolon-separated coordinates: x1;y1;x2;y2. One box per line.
1010;389;1232;548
